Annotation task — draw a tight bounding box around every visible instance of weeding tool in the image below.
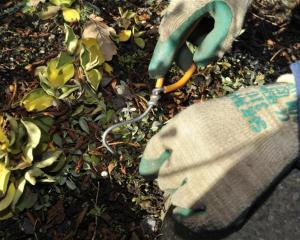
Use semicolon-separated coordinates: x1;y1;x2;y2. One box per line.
102;64;197;154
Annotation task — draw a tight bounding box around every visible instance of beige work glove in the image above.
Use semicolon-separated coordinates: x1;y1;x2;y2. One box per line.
149;0;253;78
139;74;298;233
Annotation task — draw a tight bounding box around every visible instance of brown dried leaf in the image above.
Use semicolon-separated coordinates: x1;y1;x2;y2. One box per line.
45;199;65;229
82;17;117;61
39;5;60;20
120;164;126;174
107;162;116;175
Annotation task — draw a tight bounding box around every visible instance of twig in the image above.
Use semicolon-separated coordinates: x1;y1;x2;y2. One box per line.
8;80;17;108
270;48;285;62
251;12;278;26
98;141;141;149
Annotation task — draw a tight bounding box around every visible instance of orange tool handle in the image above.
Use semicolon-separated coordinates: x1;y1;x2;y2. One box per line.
155;64;197;93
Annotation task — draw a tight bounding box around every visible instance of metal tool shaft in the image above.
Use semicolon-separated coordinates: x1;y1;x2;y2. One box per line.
102;105;153;154
102;88;163;154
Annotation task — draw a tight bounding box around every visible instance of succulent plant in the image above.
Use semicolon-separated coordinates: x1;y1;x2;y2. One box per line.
0;115;66;220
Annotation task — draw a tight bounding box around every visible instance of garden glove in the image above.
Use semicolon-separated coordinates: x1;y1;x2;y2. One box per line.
149;0;253;79
140;61;300;234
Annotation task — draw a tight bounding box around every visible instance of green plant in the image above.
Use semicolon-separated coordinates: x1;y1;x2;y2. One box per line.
0;115;66;220
117;7;146;49
21;24;113;112
24;0;80;22
21;51;79;112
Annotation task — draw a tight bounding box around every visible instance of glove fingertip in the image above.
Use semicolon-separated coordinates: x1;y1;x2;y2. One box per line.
148;58;169;79
172;205;207;223
192;1;233;67
148;38;180;78
139;150;171;179
173;207;195;219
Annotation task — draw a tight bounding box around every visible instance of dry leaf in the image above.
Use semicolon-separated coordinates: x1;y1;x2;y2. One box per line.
39;5;60;20
107;162;116;175
45;199;65;229
88;14;103;22
82;18;117;61
120;164;126;174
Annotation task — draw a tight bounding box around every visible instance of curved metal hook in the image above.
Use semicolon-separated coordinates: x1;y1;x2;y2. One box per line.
102;88;164;155
102;105;154;154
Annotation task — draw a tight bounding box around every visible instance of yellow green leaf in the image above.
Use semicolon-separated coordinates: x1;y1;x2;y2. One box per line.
0;209;13;221
79;45;90;70
22;88;55;112
124;10;137;20
62;8;80;23
25;168;44;185
35;66;48;85
34;150;63;169
6;116;17;147
0;127;8;151
82;39;105;64
90;44;105;66
22;121;41;151
47;59;65;87
134;37;145;49
21;120;41;163
47;57;74;88
119;30;132;42
57;52;73;69
58;85;79;99
80;39;105;71
118;7;124;17
104;63;113;74
86;69;102;91
64;24;79;54
50;0;75;7
0;183;15;211
47;154;67;173
7;119;25;156
133;30;146;38
0;163;10;198
12;177;26;207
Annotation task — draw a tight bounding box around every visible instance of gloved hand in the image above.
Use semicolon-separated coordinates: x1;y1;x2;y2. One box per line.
149;0;253;79
139;69;300;234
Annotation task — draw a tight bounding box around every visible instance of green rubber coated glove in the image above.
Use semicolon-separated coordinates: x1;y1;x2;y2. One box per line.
149;0;253;79
139;74;298;234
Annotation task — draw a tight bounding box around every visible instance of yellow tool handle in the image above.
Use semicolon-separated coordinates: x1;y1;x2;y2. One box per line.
155;64;197;93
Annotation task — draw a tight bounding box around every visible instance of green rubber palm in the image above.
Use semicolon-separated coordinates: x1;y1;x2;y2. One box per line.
149;0;252;79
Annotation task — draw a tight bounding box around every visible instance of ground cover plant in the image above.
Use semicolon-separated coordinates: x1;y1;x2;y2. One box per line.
0;0;299;239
